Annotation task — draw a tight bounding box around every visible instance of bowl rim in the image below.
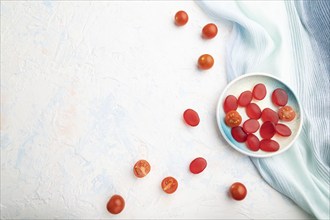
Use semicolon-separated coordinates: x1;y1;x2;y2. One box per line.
216;72;304;158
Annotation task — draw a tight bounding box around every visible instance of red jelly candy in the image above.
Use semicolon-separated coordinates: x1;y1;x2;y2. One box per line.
260;121;276;139
238;91;253;107
183;109;200;126
246;134;260;151
272;88;288;106
246;103;262;119
275;124;292;137
231;126;248;142
261;108;279;124
260;139;280;152
189;157;207;174
223;95;238;113
243;119;260;133
252;83;267;100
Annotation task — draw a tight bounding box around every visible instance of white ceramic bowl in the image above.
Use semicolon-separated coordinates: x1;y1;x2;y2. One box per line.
216;73;303;158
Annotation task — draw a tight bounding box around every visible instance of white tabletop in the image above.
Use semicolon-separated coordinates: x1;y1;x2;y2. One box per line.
1;1;311;219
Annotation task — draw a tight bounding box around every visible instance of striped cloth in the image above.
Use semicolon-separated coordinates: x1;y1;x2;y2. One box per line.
198;1;330;219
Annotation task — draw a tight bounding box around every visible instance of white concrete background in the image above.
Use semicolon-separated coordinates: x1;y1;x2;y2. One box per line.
1;1;311;219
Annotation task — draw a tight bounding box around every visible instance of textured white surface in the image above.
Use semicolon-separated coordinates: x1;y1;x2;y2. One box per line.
1;1;311;219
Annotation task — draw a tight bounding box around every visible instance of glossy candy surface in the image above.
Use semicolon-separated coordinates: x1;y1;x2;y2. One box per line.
246;134;260;151
252;83;267;100
260;121;276;139
275;124;292;137
231;126;248;142
246;103;262;119
224;95;238;113
259;139;280;152
243;119;260;134
272;88;288;106
183;109;200;126
238;91;253;107
261;108;279;124
189;157;207;174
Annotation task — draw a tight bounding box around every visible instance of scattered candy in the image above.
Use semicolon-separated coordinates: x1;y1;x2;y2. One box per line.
183;109;200;126
189;157;207;174
109;18;301;209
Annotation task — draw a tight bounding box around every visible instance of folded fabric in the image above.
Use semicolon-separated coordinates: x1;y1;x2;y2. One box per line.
197;1;330;219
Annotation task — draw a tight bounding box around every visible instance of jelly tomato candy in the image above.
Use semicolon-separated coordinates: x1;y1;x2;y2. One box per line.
260;121;276;139
272;88;288;106
261;108;279;124
224;95;238;113
246;134;260;151
225;110;242;127
133;160;151;178
230;182;247;201
260;139;280;152
238;91;253;107
231;126;248;142
161;176;178;194
246;103;262;119
174;11;188;26
107;195;125;215
183;109;200;126
252;83;267;100
278;106;296;122
198;54;214;70
189;157;207;174
275;124;292;137
202;23;218;39
243;119;260;134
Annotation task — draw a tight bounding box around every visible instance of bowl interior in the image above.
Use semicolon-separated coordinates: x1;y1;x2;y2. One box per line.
217;73;302;157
